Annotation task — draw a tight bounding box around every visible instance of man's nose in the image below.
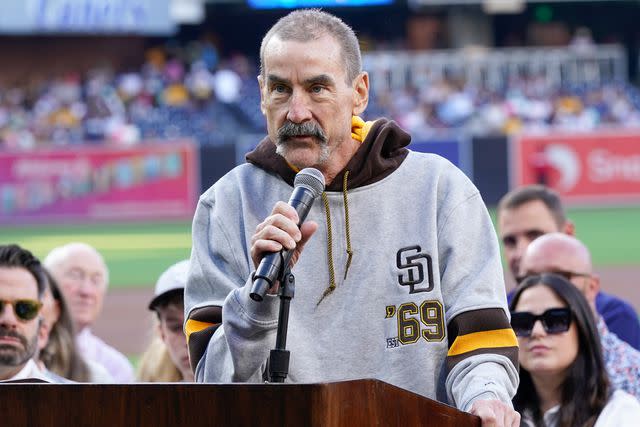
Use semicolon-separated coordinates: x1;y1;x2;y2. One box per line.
78;278;95;296
513;238;530;263
0;302;19;326
286;90;312;123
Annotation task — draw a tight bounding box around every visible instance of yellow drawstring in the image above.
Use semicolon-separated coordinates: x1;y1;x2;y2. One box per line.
318;192;336;305
342;171;353;280
317;171;353;305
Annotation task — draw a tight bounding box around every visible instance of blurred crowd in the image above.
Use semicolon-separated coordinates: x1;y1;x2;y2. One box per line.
372;77;640;138
2;42;640;151
0;40;254;150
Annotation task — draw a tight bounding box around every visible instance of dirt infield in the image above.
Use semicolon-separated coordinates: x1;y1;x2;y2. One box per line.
95;267;640;357
93;287;156;357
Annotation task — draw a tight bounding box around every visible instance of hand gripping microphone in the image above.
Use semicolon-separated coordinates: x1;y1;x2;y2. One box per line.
249;168;325;302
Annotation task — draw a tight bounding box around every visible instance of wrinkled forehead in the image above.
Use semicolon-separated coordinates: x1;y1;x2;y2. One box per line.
498;200;560;235
0;266;39;301
263;34;345;75
63;248;107;276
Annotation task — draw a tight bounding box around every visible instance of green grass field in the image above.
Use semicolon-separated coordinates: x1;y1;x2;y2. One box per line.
0;221;192;288
489;205;640;267
1;205;639;288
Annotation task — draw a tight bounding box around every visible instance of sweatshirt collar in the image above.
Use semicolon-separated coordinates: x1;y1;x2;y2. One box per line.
245;116;410;191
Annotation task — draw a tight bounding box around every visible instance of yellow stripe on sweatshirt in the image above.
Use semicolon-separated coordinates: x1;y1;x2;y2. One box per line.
185;318;218;341
447;328;518;357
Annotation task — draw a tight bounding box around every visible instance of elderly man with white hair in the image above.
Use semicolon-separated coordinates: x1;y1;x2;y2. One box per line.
44;242;134;382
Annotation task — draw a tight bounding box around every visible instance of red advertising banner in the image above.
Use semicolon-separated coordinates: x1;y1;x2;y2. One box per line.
512;131;640;204
0;141;199;224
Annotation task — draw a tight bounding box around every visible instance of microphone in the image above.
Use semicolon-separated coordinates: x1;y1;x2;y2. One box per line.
250;168;325;302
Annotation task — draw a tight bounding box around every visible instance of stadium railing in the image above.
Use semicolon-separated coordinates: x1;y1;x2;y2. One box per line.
363;44;627;94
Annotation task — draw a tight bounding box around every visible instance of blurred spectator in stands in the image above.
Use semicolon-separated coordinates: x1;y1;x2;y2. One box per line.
212;64;241;104
44;242;134;382
84;68;128;143
161;58;189;108
137;260;192;382
510;274;640;426
186;60;215;107
520;233;640;398
38;269;113;382
570;27;596;54
497;185;640;350
3;40;640;149
0;244;56;382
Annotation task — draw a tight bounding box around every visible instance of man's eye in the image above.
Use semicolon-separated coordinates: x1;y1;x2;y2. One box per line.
311;85;324;93
273;84;287;93
526;231;544;241
503;237;516;248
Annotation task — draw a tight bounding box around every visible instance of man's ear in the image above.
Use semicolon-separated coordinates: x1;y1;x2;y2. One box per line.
563;220;576;236
352;72;369;116
589;274;601;302
258;75;267;115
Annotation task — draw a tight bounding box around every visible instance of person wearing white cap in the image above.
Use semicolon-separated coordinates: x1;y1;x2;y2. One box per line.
138;260;193;382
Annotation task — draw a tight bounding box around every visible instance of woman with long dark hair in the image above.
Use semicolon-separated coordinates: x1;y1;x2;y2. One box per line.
510;273;639;427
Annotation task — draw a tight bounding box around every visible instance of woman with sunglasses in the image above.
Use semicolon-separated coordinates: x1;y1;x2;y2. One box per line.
509;273;640;427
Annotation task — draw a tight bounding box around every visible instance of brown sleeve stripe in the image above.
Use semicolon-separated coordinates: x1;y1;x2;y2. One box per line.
447;346;519;372
447;328;518;356
185;305;223;372
447;307;512;341
189;305;222;323
445;308;519;372
187;324;221;372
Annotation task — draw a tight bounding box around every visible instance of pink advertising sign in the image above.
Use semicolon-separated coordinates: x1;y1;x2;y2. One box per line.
0;141;199;224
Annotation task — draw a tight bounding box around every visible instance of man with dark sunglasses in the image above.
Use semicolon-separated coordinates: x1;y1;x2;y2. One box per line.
497;185;640;351
520;233;640;398
0;244;55;382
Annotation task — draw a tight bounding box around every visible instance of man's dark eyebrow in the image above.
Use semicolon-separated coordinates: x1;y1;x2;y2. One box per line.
304;75;335;86
266;74;291;86
266;74;335;87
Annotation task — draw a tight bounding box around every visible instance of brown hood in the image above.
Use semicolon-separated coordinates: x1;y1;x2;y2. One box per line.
245;118;411;191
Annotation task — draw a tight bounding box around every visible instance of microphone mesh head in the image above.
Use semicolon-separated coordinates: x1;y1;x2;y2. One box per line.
295;168;325;198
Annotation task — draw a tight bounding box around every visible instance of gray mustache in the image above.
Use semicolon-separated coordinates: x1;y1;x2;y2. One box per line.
277;121;327;143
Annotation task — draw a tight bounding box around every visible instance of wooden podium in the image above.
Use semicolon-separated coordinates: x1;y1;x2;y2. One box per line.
0;379;479;426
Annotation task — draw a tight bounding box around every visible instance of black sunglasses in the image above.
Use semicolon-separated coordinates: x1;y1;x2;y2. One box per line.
516;270;591;285
510;307;572;337
0;299;42;321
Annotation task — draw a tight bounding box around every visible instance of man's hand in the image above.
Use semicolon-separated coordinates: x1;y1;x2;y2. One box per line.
469;399;520;427
250;201;318;293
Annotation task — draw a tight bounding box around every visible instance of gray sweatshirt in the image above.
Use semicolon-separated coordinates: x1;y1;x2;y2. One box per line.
185;119;519;412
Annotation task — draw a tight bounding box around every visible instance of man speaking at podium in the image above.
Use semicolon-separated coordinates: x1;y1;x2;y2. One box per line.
185;9;520;426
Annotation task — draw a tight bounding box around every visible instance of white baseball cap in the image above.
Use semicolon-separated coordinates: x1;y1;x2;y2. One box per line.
148;260;190;310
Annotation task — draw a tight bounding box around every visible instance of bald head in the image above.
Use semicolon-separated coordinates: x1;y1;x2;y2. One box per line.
520;232;599;305
44;243;109;331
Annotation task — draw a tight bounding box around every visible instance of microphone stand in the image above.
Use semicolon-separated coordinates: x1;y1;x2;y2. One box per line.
268;262;295;383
